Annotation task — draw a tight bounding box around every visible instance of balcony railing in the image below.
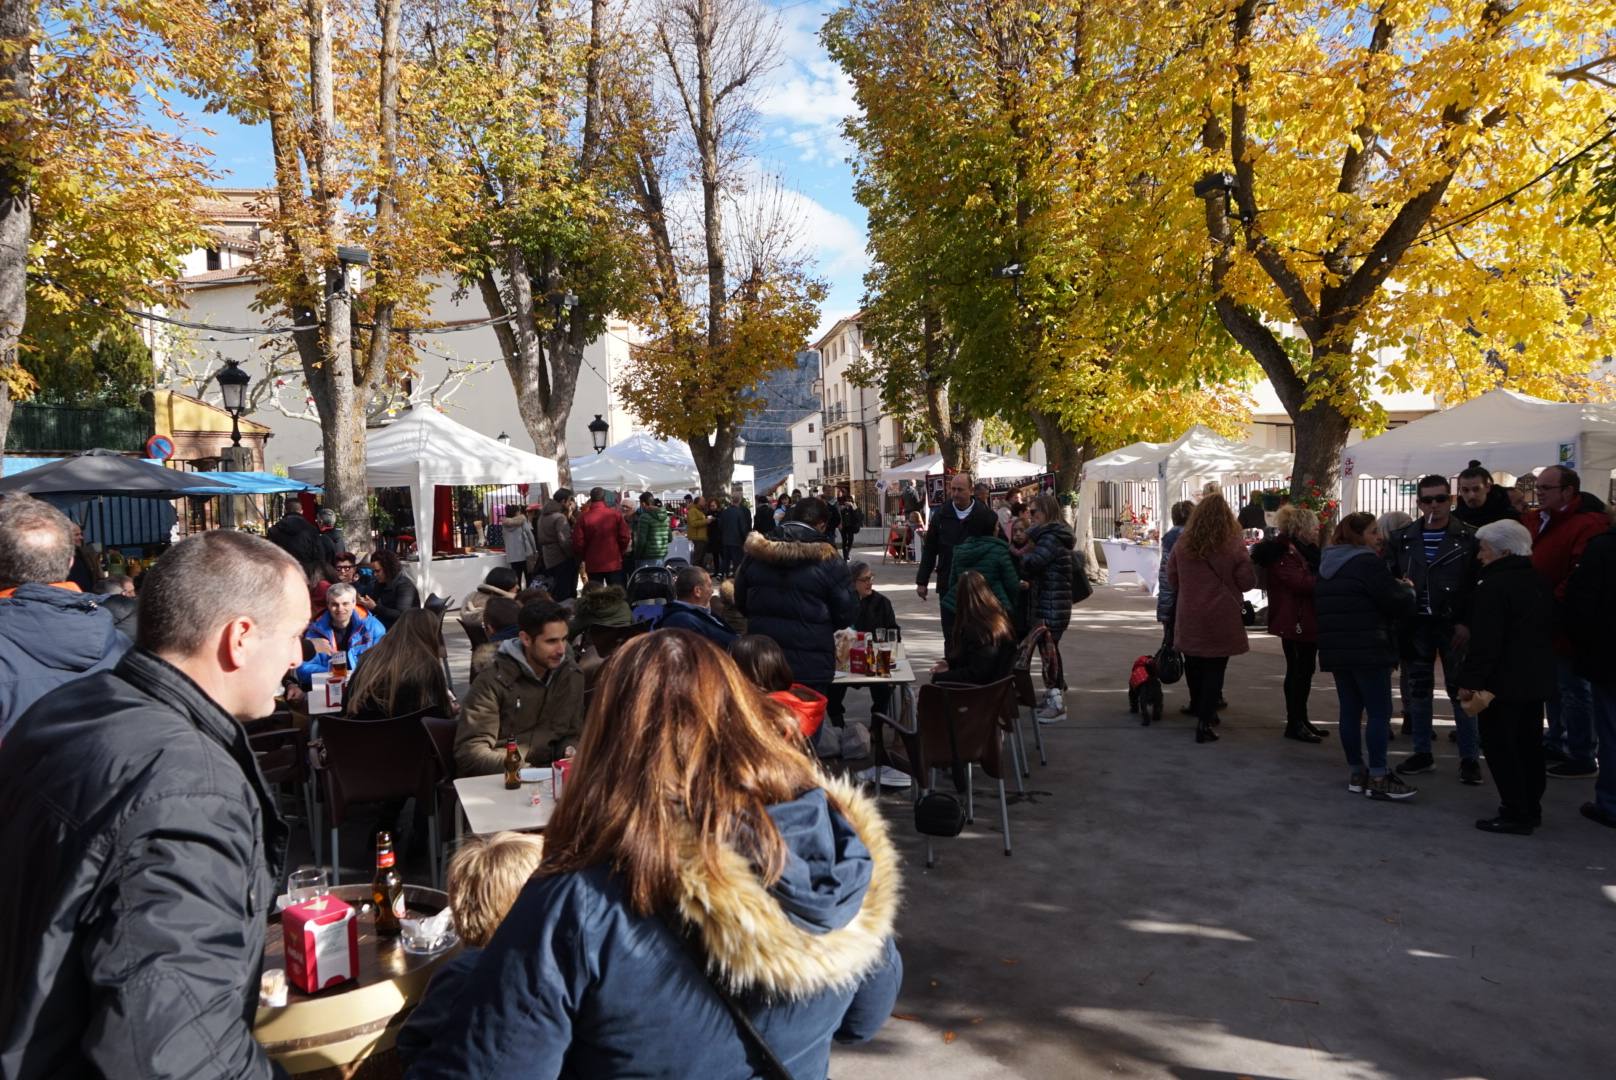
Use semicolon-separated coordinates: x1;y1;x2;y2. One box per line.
824;455;849;479
824;403;849;427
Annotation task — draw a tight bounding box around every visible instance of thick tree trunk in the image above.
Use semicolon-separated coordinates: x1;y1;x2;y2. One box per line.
920;307;980;474
1030;410;1084;494
0;0;33;456
1290;393;1352;516
690;425;734;499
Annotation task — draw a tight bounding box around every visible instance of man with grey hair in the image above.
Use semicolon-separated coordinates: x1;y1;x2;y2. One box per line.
652;565;736;646
0;493;129;735
295;578;387;689
0;530;308;1077
1458;519;1554;834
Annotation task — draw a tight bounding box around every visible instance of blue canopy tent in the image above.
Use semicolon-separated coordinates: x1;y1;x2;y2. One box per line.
178;471;322;495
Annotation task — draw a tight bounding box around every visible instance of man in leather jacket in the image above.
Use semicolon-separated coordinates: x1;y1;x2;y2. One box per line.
0;531;307;1079
1383;474;1482;783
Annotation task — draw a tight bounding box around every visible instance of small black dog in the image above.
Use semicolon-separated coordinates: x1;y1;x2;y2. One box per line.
1128;655;1163;726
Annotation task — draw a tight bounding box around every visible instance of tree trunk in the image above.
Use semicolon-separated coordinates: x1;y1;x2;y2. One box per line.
920;307;980;474
1290;389;1352;515
1030;410;1084;494
0;0;33;456
689;425;733;499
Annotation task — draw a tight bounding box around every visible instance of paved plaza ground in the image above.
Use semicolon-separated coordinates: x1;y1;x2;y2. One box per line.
826;537;1616;1080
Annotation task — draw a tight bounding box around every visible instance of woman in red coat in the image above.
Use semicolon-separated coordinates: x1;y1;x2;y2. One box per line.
1252;505;1329;743
1166;494;1257;743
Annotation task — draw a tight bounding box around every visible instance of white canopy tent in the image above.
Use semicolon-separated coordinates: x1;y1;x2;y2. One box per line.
567;432;755;494
1340;390;1616;512
289;406;559;596
1080;425;1295;539
879;451;1044;484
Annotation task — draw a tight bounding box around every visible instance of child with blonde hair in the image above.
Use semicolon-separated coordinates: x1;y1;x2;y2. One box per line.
396;831;545;1065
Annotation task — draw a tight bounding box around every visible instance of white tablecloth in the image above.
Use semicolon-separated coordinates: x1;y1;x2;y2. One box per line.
1098;540;1162;596
403;552;512;609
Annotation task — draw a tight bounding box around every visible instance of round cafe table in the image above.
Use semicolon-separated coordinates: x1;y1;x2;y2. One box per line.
254;883;460;1077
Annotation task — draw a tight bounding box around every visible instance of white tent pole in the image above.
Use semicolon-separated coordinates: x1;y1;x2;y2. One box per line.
414;472;436;599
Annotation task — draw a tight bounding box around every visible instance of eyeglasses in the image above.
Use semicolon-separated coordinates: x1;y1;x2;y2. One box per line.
1416;495;1448;504
1535;483;1564;492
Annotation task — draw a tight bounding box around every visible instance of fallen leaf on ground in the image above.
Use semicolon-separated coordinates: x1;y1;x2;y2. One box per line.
943;1031;957;1044
969;1017;983;1025
891;1013;921;1022
1000;958;1020;966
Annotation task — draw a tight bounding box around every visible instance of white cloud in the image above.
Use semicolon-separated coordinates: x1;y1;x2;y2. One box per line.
754;3;857;163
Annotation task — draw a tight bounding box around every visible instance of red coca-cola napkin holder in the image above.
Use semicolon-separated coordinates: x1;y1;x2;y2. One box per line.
282;895;359;994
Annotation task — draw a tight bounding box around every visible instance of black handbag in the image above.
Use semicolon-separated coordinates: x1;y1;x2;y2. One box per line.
1070;550;1093;605
1154;617;1185;685
914;696;969;838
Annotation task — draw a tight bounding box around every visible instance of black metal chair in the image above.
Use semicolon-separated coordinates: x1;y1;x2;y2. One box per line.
314;709;439;885
911;678;1018;866
250;726;320;863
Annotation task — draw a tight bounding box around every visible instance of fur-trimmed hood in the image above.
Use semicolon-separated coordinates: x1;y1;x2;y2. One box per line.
672;773;900;1000
571;585;632;628
742;521;839;567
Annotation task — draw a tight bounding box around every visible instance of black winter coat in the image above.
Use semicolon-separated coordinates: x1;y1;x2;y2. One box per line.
754;503;778;535
1564;528;1616;685
735;522;858;685
942;634;1016;686
1019;521;1075;633
0;650;287;1079
717;505;751;547
1315;545;1415;671
855;590;899;633
915;499;998;591
1452;486;1518;529
1383;516;1477;625
1458;555;1556;701
368;573;421;628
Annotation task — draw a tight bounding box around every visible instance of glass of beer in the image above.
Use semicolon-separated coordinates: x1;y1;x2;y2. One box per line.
329;652;348;680
877;645;893;677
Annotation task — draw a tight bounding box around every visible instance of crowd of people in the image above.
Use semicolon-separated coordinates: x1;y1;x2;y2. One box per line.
1167;461;1616;836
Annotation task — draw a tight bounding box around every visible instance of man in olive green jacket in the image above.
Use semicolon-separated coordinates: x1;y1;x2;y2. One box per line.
455;601;585;776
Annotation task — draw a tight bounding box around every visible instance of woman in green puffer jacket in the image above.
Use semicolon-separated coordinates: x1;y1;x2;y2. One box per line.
943;533;1022;618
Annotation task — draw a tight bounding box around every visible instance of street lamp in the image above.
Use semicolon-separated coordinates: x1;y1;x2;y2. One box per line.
589;414;609;453
734;435;747;463
497;431;511;446
901;439;916;462
214;358;251;450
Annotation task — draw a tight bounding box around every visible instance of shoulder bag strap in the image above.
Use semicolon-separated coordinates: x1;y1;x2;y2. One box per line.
660;913;797;1080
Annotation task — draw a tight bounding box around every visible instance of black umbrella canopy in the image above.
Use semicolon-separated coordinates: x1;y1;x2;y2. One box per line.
0;449;223;500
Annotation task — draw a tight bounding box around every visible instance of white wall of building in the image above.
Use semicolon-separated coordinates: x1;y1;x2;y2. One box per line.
152;275;647;470
790;412;822;493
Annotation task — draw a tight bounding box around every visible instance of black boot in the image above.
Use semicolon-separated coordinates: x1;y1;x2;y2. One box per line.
1284;718;1322;744
1304;719;1331;739
1195;719;1219;743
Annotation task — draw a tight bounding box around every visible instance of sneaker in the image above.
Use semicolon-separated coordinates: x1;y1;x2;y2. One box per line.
1395;752;1436;776
1347;769;1369;794
1548;761;1598;779
1367;773;1418;801
1459;758;1483;786
1475;816;1533;835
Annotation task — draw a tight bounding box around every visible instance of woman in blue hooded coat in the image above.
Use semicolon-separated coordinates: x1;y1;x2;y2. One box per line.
409;630;903;1079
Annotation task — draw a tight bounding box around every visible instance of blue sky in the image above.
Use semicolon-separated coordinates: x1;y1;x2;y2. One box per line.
171;1;868;342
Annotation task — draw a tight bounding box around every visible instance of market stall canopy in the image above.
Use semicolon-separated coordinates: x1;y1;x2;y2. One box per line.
568;432;755;491
288;407;559;596
179;471;322;495
879;451;1044;484
1340;389;1616;512
1079;425;1294;549
0;449;225;500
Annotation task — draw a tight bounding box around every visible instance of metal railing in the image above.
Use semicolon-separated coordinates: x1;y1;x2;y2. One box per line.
824;403;850;427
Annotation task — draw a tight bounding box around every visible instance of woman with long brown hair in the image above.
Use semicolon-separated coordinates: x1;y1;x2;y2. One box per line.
413;630;903;1077
932;570;1017;686
1165;493;1257;743
341;608;455;721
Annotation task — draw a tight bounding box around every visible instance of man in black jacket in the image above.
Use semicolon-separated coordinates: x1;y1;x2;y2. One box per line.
1459;520;1556;834
0;530;307;1079
1565;510;1616;829
1383;474;1482;783
915;472;998;639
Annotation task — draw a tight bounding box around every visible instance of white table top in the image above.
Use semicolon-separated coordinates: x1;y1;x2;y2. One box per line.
453;773;555;835
306;673;341;716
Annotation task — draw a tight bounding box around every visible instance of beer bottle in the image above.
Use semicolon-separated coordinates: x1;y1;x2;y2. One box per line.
372;831;405;936
504;739;522;790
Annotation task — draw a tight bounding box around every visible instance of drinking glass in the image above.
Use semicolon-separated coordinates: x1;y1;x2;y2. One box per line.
287;866;328;904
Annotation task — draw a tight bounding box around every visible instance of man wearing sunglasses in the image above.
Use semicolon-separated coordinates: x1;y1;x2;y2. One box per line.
1382;474;1483;785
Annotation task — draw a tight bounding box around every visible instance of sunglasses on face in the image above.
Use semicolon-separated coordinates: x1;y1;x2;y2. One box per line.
1416;495;1448;504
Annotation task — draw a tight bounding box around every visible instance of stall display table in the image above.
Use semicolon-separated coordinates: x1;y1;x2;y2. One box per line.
1098;539;1161;595
254;884;458;1076
453;772;555;839
403;551;510;608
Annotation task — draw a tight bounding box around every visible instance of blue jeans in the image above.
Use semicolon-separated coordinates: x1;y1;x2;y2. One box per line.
1545;656;1597;766
1591;682;1616;816
1335;667;1394;776
1404;619;1478;760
